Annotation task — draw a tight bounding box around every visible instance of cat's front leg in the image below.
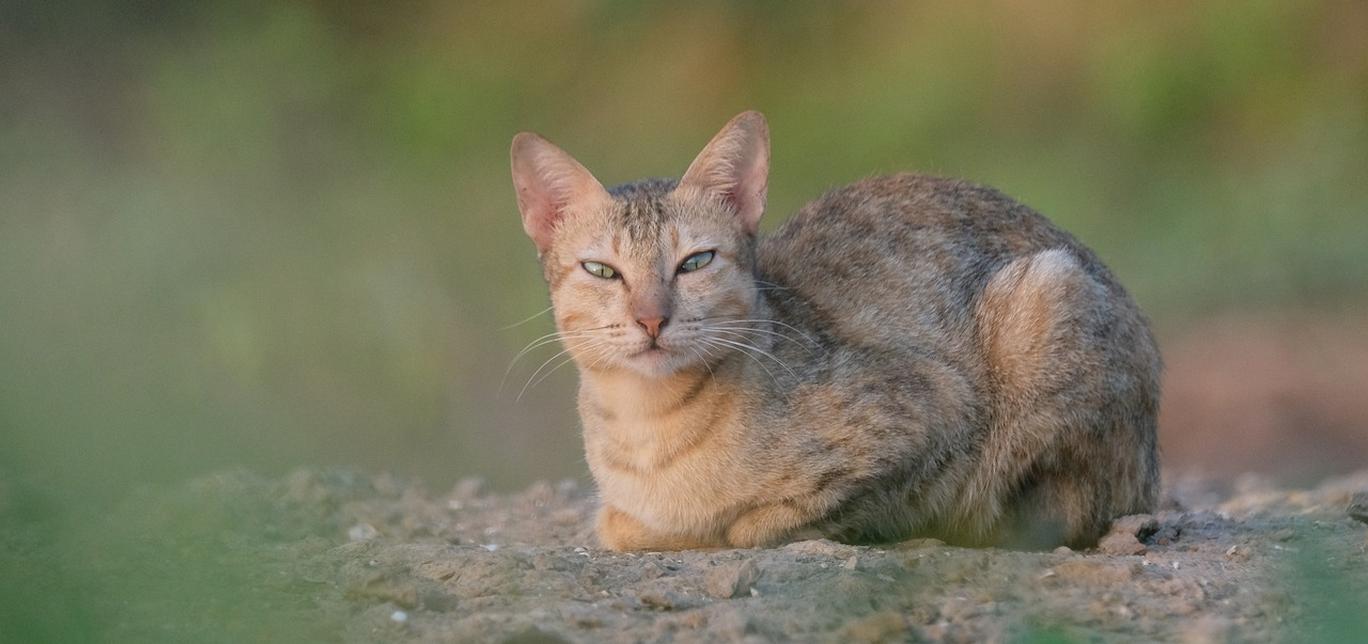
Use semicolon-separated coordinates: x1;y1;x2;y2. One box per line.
725;502;824;548
596;505;716;552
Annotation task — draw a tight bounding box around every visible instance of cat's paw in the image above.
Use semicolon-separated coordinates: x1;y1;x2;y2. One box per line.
725;504;806;548
597;505;716;551
596;505;649;551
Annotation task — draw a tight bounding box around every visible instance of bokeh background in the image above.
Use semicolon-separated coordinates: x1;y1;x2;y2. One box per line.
3;0;1367;511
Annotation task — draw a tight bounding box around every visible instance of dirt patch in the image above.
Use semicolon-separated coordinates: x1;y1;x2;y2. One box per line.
6;468;1366;642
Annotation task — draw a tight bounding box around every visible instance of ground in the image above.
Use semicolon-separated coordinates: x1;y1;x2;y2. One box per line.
6;468;1366;643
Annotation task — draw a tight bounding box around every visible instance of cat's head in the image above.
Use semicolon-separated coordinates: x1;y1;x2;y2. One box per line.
510;111;770;378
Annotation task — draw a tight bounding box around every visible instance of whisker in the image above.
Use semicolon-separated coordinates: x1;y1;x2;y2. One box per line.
501;329;613;391
708;318;820;346
526;338;624;397
704;336;793;385
498;305;554;330
700;338;779;389
516;346;576;401
753;279;793;292
708;336;798;380
703;324;816;352
690;344;717;385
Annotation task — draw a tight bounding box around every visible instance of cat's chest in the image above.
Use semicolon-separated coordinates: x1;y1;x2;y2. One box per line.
583;412;746;533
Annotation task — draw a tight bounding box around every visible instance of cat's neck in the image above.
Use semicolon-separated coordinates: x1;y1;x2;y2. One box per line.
580;363;720;422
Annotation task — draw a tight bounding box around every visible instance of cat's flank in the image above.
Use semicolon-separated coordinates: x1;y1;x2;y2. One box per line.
509;111;1160;550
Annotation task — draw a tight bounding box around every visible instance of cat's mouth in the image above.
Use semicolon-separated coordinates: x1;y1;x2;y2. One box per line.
632;345;669;358
629;341;675;365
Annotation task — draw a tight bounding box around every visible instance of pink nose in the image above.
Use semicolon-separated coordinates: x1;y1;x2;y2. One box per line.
636;316;668;338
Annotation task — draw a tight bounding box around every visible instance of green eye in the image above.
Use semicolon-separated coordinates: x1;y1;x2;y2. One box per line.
678;250;715;274
582;261;618;279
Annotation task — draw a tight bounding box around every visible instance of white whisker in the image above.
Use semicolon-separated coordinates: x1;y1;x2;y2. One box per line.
703;324;815;352
702;337;787;387
498;305;555;330
708;317;819;346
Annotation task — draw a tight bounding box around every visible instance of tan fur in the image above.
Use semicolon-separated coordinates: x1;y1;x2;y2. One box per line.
510;112;1161;551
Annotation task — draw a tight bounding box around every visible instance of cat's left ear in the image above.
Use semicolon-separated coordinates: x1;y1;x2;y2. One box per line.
510;132;612;254
678;111;770;235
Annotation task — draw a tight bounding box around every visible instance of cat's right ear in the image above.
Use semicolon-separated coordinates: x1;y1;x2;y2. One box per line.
510;132;611;254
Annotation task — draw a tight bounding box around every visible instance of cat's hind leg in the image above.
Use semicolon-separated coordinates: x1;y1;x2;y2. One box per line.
955;249;1158;546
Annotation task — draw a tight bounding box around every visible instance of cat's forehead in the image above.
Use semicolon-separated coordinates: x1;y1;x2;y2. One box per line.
604;179;688;256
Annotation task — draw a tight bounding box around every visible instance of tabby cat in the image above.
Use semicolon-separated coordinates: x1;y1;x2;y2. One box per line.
509;111;1160;550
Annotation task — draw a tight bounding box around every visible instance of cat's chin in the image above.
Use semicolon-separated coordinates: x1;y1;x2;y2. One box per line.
625;347;678;376
618;346;697;379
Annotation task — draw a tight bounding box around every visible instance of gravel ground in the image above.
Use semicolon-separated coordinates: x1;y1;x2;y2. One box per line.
4;468;1367;643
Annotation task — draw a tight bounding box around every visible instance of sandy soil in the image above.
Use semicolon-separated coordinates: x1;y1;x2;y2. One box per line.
7;468;1364;643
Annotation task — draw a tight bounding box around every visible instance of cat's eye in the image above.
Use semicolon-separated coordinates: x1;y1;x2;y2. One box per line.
581;261;618;279
678;250;715;274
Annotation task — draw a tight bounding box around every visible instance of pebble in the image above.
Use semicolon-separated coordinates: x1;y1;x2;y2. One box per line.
705;559;760;599
1110;514;1160;540
1099;532;1148;556
1348;492;1368;524
782;539;856;558
390;610;408;624
639;589;692;611
1098;513;1160;555
348;523;379;542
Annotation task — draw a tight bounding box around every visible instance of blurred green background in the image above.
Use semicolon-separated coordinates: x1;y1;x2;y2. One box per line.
2;0;1367;508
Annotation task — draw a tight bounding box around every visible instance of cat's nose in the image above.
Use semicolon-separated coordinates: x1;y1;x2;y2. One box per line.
636;316;668;338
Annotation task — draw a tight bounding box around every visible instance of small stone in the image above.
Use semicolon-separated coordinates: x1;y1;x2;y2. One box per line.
705;559;760;599
1224;544;1250;562
1110;514;1160;540
842;556;859;570
1053;546;1073;555
452;477;486;500
1099;532;1147;556
1097;513;1160;555
783;539;855;558
348;523;379;542
639;589;690;610
389;610;408;624
1348;492;1368;524
1150;523;1183;546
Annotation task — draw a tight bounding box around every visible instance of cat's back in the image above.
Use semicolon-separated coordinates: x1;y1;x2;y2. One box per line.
757;173;1112;347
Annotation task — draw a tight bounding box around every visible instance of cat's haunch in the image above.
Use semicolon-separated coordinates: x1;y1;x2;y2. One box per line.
510;111;1160;550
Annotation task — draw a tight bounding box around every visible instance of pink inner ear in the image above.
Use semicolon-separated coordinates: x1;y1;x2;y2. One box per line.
679;113;770;235
514;173;561;252
511;133;610;253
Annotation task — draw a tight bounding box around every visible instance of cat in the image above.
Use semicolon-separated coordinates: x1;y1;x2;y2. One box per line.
509;111;1161;550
